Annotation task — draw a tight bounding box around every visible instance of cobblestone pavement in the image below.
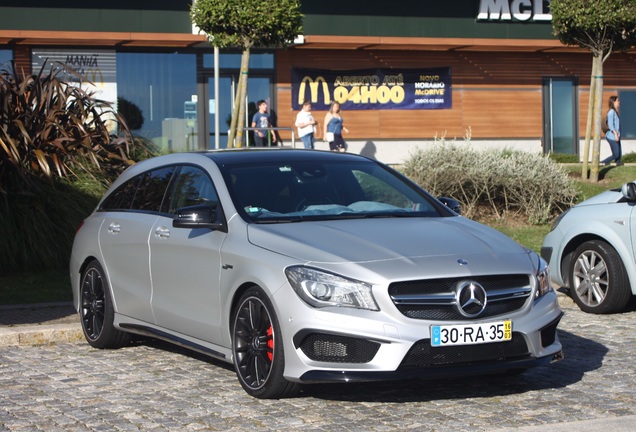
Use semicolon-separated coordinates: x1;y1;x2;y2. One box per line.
1;300;635;432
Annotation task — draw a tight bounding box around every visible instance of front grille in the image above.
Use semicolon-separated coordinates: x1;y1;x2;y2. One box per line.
399;333;530;369
389;274;532;320
299;333;380;363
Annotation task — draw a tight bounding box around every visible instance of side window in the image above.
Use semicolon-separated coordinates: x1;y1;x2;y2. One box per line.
130;166;176;212
100;177;141;211
353;170;412;208
166;166;219;214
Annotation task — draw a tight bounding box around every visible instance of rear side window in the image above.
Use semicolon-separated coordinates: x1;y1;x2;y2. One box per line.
100;177;141;211
130;167;176;212
100;166;176;212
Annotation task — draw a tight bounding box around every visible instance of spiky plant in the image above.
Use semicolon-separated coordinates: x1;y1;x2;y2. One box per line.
0;61;150;194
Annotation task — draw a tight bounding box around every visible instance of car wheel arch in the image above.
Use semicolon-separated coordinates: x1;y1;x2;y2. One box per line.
78;255;100;278
228;282;277;331
560;233;605;286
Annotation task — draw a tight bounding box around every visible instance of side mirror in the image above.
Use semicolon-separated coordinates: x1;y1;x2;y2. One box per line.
173;203;227;231
438;197;461;215
621;182;636;201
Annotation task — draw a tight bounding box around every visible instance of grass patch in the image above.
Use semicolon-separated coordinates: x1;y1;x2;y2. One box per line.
488;222;551;254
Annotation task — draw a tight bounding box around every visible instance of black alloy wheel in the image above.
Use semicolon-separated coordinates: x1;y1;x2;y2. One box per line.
79;260;129;348
232;287;300;399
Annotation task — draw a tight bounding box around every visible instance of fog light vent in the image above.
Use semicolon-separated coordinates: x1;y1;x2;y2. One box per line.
540;316;561;348
299;333;380;363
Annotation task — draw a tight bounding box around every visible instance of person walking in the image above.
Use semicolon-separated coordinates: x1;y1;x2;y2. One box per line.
251;100;275;147
602;95;622;166
323;101;349;152
295;100;317;149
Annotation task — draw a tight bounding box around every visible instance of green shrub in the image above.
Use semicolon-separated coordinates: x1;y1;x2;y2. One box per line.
549;152;579;163
402;142;577;224
0;174;106;274
622;152;636;163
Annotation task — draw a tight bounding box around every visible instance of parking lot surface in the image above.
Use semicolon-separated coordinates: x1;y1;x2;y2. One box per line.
1;297;635;431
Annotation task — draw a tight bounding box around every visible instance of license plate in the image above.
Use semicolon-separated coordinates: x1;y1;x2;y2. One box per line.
431;320;512;347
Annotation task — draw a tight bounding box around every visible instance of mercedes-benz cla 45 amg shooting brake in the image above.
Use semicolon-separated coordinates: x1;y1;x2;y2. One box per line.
70;149;563;398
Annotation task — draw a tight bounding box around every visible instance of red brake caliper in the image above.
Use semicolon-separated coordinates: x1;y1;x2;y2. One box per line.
267;326;274;361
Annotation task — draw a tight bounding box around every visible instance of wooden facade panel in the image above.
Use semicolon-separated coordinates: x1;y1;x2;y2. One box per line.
461;90;543;138
377;107;464;139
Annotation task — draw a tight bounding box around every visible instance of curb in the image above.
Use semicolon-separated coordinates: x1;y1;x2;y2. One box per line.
0;323;83;347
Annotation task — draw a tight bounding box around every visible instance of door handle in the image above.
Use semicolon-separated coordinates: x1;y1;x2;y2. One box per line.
154;227;170;239
108;223;121;234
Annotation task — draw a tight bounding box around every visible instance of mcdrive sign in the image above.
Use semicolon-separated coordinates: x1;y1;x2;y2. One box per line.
291;68;452;111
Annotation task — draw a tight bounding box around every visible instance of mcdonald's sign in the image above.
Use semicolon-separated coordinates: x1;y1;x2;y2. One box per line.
292;67;452;111
297;75;331;107
83;68;105;84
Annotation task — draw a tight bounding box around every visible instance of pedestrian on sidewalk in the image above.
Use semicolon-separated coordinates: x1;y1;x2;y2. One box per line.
602;95;622;166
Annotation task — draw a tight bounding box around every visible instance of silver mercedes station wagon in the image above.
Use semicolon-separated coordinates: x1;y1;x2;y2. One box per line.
70;149;563;398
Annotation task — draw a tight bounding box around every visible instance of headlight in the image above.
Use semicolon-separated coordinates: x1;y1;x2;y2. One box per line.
534;255;552;299
285;266;379;311
549;208;570;232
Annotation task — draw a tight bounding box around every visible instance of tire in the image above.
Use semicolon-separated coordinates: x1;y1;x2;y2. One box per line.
569;240;632;314
79;260;130;348
231;287;300;399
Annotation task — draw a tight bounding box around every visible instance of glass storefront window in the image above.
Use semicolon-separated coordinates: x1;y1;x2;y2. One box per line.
0;49;13;69
619;90;636;139
203;53;274;69
116;52;197;152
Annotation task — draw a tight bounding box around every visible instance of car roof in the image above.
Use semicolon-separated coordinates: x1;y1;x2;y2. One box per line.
200;148;374;166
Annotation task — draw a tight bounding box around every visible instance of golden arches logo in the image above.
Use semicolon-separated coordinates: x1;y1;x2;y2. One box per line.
83;68;105;84
298;76;330;105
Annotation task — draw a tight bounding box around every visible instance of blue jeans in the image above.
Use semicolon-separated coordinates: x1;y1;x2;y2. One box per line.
601;137;622;164
300;133;314;149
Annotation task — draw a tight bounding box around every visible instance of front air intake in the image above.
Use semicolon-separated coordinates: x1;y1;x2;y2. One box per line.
299;333;380;363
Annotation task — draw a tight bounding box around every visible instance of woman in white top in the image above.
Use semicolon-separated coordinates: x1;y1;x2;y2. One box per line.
295;100;317;149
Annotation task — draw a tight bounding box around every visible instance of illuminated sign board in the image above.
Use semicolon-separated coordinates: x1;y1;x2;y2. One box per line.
292;68;452;111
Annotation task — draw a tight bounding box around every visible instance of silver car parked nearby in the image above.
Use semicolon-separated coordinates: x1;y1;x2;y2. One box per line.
542;182;636;314
70;149;563;398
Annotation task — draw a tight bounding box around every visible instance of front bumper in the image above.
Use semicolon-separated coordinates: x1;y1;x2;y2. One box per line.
295;313;563;383
280;286;564;383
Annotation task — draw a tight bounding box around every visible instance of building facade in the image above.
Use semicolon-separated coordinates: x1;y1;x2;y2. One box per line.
2;0;636;164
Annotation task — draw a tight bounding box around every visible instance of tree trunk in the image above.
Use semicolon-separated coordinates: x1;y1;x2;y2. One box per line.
227;79;241;148
581;59;596;179
590;54;604;183
234;49;250;148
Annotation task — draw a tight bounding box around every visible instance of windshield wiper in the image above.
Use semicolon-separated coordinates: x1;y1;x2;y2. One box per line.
254;217;305;223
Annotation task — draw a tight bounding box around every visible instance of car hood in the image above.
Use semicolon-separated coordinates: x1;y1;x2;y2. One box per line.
247;217;533;279
577;189;622;206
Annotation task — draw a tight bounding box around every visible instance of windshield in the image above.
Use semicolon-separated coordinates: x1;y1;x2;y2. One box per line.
225;160;447;222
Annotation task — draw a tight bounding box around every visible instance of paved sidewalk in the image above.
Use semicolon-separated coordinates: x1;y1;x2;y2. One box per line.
0;289;575;347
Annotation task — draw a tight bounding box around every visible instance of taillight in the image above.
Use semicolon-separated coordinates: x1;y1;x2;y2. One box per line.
75;221;85;235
